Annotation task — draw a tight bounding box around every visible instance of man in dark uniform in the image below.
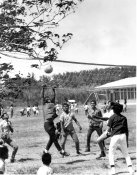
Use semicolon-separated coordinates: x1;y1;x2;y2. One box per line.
107;103;134;175
85;100;106;159
42;85;69;157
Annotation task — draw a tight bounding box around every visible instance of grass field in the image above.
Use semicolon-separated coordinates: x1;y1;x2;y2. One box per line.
3;104;136;175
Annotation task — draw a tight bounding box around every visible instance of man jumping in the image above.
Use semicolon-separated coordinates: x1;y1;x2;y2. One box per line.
42;85;69;157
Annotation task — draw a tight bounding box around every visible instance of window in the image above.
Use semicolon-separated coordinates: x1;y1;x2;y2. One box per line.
121;89;124;99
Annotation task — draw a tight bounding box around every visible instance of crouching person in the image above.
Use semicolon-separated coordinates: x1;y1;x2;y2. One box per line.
37;152;53;175
0;113;18;163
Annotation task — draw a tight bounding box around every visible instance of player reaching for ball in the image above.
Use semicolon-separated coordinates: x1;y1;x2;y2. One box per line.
42;85;69;157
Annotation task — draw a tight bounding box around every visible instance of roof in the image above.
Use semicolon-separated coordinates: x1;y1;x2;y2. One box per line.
95;77;137;90
68;100;76;103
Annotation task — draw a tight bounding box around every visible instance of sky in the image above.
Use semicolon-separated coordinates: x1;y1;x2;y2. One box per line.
0;0;136;79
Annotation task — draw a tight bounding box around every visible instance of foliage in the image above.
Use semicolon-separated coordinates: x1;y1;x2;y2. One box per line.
0;72;39;103
0;66;136;105
46;66;136;88
0;0;83;65
0;63;14;79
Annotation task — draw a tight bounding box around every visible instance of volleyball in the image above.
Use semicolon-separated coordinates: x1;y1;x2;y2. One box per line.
44;65;53;74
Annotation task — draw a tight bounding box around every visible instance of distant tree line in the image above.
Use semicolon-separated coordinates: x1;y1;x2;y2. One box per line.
0;66;136;106
50;66;136;88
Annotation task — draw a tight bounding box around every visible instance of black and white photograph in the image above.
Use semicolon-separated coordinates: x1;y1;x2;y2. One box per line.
0;0;136;174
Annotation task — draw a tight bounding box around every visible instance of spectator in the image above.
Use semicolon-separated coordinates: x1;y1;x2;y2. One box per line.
37;152;53;175
10;104;14;118
20;108;26;116
32;105;37;116
123;99;127;112
26;105;31;117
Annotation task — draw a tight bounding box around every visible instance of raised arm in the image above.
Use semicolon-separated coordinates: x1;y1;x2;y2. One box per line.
51;87;56;104
87;114;104;122
93;115;109;121
41;85;46;105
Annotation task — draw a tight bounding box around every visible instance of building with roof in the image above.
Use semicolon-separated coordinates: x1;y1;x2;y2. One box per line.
95;77;136;103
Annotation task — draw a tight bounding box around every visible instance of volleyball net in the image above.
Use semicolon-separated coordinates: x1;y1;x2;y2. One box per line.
0;57;135;107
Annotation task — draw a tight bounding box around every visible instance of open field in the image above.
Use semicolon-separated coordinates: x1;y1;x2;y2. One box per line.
3;104;136;175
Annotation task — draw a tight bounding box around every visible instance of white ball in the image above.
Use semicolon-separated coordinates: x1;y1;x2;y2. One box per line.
44;65;53;74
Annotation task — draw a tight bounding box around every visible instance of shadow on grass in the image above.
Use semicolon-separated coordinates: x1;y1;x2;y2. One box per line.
129;151;136;154
27;141;44;148
70;153;92;157
116;156;136;161
27;144;39;148
115;171;129;174
66;159;88;164
16;166;38;174
53;165;85;174
18;158;35;162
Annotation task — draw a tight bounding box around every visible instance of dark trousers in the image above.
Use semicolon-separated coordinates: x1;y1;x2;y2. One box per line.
61;129;79;153
86;125;104;152
1;133;18;160
44;121;62;151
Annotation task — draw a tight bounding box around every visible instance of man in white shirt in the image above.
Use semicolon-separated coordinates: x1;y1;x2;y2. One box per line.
60;103;82;155
32;106;37;116
0;113;18;163
26;105;31;117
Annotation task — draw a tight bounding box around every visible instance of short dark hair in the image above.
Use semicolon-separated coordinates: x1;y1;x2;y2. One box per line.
90;100;96;105
112;103;123;114
42;152;51;166
109;101;115;107
62;102;69;107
